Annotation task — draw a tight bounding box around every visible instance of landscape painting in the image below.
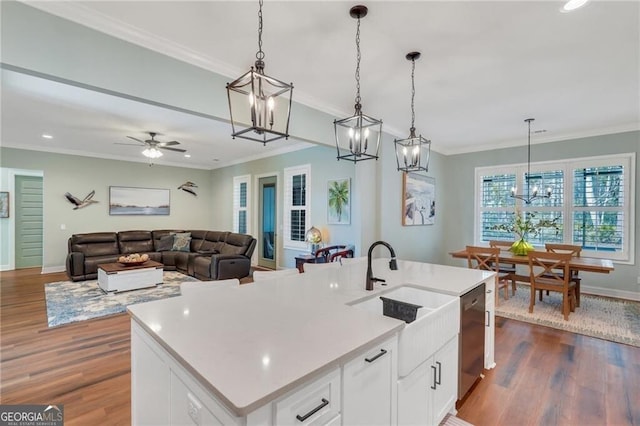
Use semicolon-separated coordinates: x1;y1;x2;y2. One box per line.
402;173;435;226
109;186;170;215
327;178;351;225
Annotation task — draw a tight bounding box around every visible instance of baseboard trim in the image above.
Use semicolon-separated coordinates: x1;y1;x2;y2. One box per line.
581;285;640;302
42;265;66;274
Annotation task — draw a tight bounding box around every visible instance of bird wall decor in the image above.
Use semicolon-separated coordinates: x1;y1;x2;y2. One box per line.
65;190;98;210
178;181;198;196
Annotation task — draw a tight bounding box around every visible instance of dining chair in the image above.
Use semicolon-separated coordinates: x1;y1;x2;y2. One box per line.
489;240;518;296
465;246;511;304
545;243;582;306
527;251;576;321
314;245;355;263
252;268;299;282
180;278;240;295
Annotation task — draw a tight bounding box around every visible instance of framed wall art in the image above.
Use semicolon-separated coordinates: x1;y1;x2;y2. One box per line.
0;192;9;218
327;178;351;225
402;173;435;226
109;186;170;215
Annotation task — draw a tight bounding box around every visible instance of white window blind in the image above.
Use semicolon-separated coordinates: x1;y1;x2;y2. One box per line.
475;153;634;262
233;175;250;234
283;164;310;250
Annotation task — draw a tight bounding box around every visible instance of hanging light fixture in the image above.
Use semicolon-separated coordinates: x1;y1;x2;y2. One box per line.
142;147;163;159
334;5;382;163
510;118;552;204
394;52;431;173
226;0;294;145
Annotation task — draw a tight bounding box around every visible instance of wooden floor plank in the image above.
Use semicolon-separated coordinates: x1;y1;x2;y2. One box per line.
1;268;639;425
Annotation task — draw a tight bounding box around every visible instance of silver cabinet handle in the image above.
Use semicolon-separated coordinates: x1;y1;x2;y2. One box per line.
435;361;442;385
486;310;490;327
365;349;387;363
296;398;329;422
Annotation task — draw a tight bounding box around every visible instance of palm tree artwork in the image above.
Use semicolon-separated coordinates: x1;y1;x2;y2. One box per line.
328;179;350;224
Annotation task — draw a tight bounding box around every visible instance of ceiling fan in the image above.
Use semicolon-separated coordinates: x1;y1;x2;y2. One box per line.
117;132;186;158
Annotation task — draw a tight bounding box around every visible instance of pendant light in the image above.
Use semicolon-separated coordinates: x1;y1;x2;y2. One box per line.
510;118;552;204
226;0;294;145
394;52;431;173
334;5;382;163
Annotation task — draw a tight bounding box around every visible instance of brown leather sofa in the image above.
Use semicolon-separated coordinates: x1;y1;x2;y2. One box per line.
65;230;256;282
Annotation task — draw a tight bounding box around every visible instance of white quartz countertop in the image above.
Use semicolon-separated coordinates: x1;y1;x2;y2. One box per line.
127;258;493;417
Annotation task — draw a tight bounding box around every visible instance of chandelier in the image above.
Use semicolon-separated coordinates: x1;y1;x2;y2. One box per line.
226;0;294;145
334;5;382;163
510;118;551;204
394;52;431;173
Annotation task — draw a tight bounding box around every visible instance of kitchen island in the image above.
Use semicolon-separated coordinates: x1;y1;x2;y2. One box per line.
128;258;494;425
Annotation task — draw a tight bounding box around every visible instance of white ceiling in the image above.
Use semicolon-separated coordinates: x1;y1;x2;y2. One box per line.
2;1;639;169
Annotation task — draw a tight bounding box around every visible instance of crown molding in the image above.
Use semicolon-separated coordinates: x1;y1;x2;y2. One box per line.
438;122;640;156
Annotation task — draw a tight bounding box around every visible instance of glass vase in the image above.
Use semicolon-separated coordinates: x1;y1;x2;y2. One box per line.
510;238;534;256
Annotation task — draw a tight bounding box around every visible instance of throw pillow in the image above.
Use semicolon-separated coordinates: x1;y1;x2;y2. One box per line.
156;235;174;252
171;232;192;252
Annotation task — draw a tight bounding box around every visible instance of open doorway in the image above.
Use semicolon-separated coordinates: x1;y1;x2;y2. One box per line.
257;175;277;269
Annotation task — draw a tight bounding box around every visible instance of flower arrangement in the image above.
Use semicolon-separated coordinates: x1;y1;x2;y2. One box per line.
493;209;561;255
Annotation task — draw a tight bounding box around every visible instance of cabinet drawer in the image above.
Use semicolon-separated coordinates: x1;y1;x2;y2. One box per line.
343;336;397;426
274;368;341;425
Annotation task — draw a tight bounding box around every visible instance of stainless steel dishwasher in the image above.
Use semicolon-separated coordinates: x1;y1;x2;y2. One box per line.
458;283;486;399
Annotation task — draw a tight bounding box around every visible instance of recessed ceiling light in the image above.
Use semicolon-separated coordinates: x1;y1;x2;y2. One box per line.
184;154;191;158
41;134;53;139
562;0;589;12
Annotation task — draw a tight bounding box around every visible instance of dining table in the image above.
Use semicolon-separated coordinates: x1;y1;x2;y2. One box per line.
449;247;615;306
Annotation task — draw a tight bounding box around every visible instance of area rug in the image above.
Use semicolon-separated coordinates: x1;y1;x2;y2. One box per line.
495;285;640;347
45;271;197;327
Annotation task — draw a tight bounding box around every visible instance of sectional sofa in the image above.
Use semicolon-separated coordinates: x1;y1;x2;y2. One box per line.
65;230;256;282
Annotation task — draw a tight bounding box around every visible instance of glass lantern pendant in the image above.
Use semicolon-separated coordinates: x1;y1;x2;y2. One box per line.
394;52;431;173
226;0;294;145
334;5;382;163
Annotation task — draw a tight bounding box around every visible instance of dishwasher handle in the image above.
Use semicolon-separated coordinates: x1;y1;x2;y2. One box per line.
463;297;480;311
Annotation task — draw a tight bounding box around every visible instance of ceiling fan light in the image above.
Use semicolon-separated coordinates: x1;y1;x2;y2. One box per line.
142;147;163;159
562;0;589;12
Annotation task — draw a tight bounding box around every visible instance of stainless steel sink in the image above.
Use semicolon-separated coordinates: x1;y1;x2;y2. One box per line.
350;285;460;377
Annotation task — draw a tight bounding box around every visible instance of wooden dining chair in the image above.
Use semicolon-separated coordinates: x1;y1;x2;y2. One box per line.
545;243;582;306
465;246;511;304
489;240;518;296
527;251;576;321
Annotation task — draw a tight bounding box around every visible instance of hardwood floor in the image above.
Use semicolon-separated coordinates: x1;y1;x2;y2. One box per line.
1;268;639;425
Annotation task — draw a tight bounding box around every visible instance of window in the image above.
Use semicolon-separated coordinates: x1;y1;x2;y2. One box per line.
476;153;634;262
283;164;310;250
233;175;250;234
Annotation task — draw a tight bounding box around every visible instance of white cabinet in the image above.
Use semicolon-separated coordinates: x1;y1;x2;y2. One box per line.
397;335;458;426
397;360;429;426
430;336;458;425
342;336;398;426
131;323;170;425
274;368;341;426
484;278;496;369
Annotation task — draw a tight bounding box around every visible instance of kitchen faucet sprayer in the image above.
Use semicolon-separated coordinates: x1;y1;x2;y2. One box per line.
366;241;398;291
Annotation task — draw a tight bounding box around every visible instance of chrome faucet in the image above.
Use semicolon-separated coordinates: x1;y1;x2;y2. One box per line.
366;241;398;291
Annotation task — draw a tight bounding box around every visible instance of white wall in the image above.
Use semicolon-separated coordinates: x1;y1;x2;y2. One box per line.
0;148;213;271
